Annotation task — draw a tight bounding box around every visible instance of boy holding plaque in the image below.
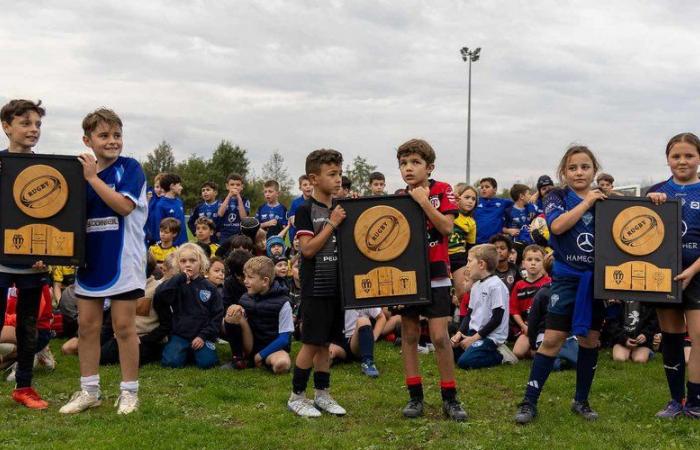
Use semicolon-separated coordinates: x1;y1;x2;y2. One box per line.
0;99;50;409
395;138;468;421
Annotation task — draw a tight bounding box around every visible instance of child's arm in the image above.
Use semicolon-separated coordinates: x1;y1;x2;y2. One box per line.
549;190;606;235
255;302;294;364
298;205;346;259
217;193;232;217
237;195;248;219
187;205;199;235
198;287;225;343
78;153;136;216
408;186;454;236
277;223;290;239
52;281;63;304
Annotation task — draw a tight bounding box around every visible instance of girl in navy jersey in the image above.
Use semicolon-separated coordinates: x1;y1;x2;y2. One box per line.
514;145;606;424
647;132;700;418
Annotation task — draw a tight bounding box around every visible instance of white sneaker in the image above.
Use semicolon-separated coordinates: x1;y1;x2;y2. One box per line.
417;345;430;354
35;346;56;370
314;389;347;416
287;392;321;418
5;362;17;382
59;390;102;414
497;343;519;365
115;390;139;415
426;343;436;352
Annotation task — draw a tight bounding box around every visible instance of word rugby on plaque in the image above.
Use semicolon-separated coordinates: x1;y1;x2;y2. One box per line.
594;196;682;304
336;195;431;309
0;153;86;266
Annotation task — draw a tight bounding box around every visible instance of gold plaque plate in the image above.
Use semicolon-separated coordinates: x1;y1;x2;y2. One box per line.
4;224;74;257
12;164;69;219
611;206;664;256
353;205;410;262
354;266;417;299
605;261;671;293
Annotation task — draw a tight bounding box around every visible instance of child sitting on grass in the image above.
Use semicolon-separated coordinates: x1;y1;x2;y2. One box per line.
329;308;386;378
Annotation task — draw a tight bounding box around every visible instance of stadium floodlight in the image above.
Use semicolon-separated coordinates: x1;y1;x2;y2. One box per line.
460;46;482;185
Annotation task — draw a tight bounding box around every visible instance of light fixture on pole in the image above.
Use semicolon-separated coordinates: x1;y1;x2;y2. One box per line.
460;46;481;185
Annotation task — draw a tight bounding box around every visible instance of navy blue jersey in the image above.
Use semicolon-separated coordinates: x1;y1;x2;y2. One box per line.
505;203;537;244
648;178;700;269
287;194;307;242
188;200;221;236
219;196;251;241
535;198;545;215
256;203;288;238
544;187;595;271
475;197;513;244
152;196;187;246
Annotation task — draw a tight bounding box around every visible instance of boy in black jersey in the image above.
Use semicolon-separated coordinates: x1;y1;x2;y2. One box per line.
287;149;347;418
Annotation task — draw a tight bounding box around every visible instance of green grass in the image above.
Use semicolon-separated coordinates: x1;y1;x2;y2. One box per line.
1;341;698;450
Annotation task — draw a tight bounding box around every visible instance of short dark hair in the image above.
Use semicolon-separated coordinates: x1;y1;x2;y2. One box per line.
201;181;218;191
369;172;385;183
195;216;216;232
226;173;244;183
82;108;122;136
159;173;182;192
489;233;513;251
298;175;309;185
230;234;255;253
342;176;352;189
160;217;181;234
264;180;280;191
509;184;531;201
196;241;212;258
480;177;497;189
225;249;253;278
396;139;436;165
0;99;45;125
305;149;343;175
596;173;614;184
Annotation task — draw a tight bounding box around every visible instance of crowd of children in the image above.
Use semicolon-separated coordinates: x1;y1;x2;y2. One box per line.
2;98;700;426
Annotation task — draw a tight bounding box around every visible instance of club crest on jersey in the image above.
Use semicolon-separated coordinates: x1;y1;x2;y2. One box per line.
199;290;212;303
430;196;440;208
582;212;593;226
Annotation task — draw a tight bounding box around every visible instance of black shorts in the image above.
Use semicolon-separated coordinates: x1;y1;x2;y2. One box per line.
300;296;344;346
0;272;47;289
332;336;357;361
545;277;605;333
76;289;145;301
401;286;452;319
657;272;700;311
449;254;467;272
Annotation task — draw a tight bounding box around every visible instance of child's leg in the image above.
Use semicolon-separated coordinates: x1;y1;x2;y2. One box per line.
612;344;631;362
266;350;291;374
77;299;105;377
223;323;244;359
457;338;502;369
161;335;190;368
1;325;17;344
685;310;700;408
110;300;139;382
62;337;79;356
574;330;601;403
630;346;652;363
193;342;219;369
522;329;568;405
400;316;421;378
292;344;321;394
328;343;346;362
349;316;374;363
14;287;42;388
656;308;687;403
313;345;331;390
239;320;254;356
427;316;456;382
513;334;532;360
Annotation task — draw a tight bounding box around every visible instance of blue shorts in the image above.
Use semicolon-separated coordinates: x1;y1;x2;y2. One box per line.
546;276;604;333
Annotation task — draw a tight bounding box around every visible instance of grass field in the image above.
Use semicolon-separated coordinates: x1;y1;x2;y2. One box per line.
1;340;698;450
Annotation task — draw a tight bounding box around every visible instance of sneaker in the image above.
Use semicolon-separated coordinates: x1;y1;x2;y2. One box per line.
287;392;321;418
571;400;599;421
514;400;537;424
497;344;519;365
685;403;700;419
360;361;379;378
35;346;56;370
6;362;16;383
59;390;102;414
12;387;48;410
442;399;468;422
655;399;684;419
426;343;436;352
402;398;424;418
417;345;430;354
314;389;347;416
115;390;139;415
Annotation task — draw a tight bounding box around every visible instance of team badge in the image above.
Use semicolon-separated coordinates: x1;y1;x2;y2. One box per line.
199;290;212;303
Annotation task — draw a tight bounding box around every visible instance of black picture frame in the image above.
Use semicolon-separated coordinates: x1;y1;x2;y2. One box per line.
594;196;682;304
336;195;432;309
0;153;86;267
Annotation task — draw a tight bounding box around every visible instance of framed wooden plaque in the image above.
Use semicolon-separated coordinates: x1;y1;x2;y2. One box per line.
336;195;432;309
0;153;86;266
594;196;682;304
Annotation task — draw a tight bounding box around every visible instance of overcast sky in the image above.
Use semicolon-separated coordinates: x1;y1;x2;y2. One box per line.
2;1;699;192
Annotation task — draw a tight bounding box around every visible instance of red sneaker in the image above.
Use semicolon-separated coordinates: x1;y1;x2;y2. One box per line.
12;387;49;410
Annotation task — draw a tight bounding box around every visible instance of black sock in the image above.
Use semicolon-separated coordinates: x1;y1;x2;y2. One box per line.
574;346;599;402
524;353;556;405
406;376;423;401
292;367;312;395
224;323;244;359
314;371;330;391
687;381;700;407
357;325;374;363
661;332;686;402
440;380;457;402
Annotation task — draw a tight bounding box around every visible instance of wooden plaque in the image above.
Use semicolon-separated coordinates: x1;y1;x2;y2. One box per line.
337;195;431;309
0;153;86;266
594;196;681;304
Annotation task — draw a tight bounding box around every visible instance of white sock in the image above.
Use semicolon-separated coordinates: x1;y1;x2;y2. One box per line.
120;380;139;393
80;375;100;395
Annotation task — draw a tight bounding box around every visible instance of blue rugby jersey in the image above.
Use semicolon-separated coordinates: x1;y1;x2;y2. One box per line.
256;203;288;238
188;200;221;236
76;156;147;297
475;197;513;244
544;187;595;271
648;178;700;269
152;196;188;246
287;194;307;242
219;196;251;241
505;203;537;244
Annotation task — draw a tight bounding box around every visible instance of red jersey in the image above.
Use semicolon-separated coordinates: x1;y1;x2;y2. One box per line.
424;180;458;280
5;285;53;330
509;275;551;318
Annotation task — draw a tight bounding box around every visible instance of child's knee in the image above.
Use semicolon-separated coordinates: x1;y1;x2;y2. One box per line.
78;319;101;337
631;351;650;364
431;333;451;351
356;316;371;328
112;322;136;341
272;358;291;374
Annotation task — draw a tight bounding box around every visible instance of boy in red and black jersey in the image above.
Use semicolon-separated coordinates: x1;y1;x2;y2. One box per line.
396;138;467;421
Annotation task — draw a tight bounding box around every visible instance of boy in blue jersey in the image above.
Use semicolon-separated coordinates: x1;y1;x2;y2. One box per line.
150;173;187;246
217;173;251;243
187;181;220;241
287;175;313;243
145;173;164;245
533;175;555;215
504;184;537;247
257;180;288;238
475;177;513;244
0;99;50;409
61;108;148;416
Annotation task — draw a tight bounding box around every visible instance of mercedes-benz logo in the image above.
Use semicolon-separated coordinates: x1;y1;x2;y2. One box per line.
577;232;594;253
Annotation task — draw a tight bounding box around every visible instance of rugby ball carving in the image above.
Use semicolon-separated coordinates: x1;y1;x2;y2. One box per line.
13;165;69;219
611;206;664;256
354;205;410;261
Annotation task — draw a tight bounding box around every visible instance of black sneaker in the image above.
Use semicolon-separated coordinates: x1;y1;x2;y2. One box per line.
402;398;424;418
442;399;468;422
514;400;537;424
571;400;599;421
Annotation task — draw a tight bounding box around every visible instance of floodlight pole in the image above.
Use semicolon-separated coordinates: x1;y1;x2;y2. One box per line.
461;46;480;185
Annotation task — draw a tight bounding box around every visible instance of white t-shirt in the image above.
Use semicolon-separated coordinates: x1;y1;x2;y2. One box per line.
344;307;382;338
468;275;510;345
278;302;294;334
